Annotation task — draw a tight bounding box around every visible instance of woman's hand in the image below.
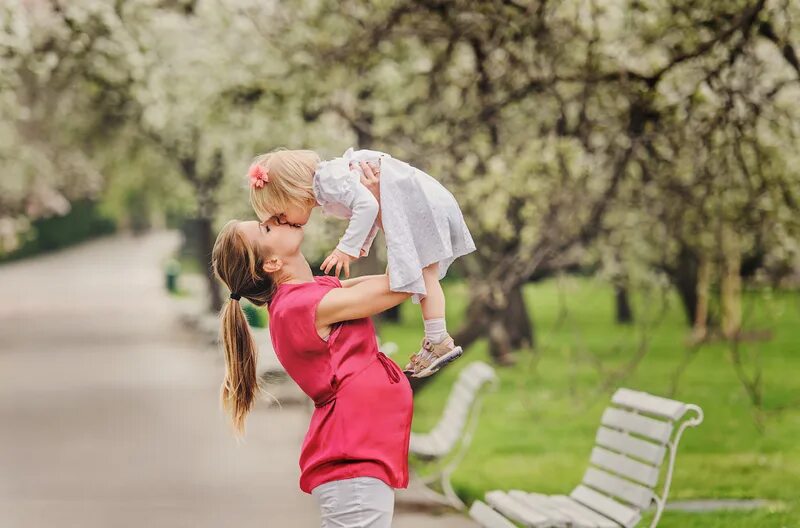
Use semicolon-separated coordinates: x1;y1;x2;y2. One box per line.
359;160;382;228
359;161;380;201
321;248;356;278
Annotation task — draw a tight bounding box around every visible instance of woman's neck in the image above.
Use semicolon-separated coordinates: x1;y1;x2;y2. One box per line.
276;257;315;285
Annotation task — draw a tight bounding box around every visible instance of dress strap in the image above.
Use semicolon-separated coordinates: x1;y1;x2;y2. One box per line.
377;352;401;383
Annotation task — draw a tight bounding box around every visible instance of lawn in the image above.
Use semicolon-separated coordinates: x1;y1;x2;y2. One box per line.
379;277;800;527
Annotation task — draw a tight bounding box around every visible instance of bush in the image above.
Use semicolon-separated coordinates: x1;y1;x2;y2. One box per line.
242;301;266;328
1;199;116;262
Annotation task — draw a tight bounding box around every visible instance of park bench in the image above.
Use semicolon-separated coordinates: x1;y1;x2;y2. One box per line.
469;388;704;528
409;361;498;509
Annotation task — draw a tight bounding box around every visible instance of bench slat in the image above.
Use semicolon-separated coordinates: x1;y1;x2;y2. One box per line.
601;408;673;444
612;388;687;421
408;433;444;457
507;491;572;527
571;485;641;528
590;447;660;487
458;367;494;390
410;361;495;460
582;468;654;509
485;490;550;526
444;387;472;408
438;413;469;432
548;495;621;528
435;431;462;453
469;500;518;528
595;427;666;466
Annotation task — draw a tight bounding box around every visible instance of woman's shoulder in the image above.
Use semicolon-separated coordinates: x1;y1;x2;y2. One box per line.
314;275;342;289
269;277;341;313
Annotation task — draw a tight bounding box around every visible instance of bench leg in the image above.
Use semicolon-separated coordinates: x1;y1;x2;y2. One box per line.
441;466;466;510
413;390;490;511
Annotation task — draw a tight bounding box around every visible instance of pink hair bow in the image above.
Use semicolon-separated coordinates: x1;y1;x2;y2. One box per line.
248;164;269;189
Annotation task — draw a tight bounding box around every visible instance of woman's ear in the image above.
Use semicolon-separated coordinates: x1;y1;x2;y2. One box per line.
262;258;283;274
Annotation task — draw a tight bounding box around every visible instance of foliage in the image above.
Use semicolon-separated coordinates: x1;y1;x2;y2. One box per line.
254;0;800;360
0;199;115;261
2;0;798;334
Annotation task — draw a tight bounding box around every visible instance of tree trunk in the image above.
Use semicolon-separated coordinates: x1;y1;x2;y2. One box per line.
670;245;699;327
614;284;634;324
454;283;533;354
382;301;402;323
504;285;534;350
720;226;742;338
692;254;712;340
197;216;222;313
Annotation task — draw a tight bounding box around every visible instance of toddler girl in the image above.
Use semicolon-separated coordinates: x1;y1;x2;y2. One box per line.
247;147;475;378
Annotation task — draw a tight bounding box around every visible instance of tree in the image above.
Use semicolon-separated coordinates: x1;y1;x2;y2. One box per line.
0;1;115;252
275;0;799;369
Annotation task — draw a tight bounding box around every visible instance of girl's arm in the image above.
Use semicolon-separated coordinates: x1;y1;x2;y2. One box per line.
339;274;384;288
320;161;382;277
316;275;409;326
336;183;379;258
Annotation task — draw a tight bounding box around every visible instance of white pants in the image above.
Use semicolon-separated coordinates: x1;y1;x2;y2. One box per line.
311;477;395;528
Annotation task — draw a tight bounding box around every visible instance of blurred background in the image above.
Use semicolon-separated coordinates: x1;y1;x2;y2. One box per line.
1;1;798;527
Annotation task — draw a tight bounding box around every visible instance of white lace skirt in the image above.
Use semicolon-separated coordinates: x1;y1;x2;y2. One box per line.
378;157;476;303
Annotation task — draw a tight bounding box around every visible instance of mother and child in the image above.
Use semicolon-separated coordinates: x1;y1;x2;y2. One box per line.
211;147;475;527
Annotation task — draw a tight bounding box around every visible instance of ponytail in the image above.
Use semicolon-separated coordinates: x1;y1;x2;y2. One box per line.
212;220;276;436
220;297;260;436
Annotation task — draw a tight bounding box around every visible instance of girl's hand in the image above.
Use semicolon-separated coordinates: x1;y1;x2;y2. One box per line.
321;248;356;278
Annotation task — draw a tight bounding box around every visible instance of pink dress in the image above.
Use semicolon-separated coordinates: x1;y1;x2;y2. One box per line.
267;275;413;493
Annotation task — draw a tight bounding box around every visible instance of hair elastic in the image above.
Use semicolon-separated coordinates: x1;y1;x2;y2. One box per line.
230;292;242;301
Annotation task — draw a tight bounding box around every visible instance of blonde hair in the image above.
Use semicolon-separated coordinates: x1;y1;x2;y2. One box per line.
211;220;276;436
249;149;320;221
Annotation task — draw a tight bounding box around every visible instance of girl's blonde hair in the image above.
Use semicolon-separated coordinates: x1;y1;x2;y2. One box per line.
249;149;320;221
211;220;276;436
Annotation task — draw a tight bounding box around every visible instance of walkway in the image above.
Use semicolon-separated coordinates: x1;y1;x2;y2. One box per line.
0;232;472;527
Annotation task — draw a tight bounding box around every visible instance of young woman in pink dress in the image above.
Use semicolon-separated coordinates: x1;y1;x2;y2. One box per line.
211;163;412;527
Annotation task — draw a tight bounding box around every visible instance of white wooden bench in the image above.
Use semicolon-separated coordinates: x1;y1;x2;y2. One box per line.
469;388;704;528
410;361;498;509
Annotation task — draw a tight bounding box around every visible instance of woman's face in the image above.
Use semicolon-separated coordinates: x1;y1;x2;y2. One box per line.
278;203;313;227
237;217;304;266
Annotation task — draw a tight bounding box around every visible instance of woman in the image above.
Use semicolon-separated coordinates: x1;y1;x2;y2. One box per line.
211;165;411;527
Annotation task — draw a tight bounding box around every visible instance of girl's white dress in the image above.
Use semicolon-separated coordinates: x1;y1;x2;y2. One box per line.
314;148;476;303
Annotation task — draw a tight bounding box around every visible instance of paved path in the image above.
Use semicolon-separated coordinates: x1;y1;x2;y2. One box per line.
0;232;473;528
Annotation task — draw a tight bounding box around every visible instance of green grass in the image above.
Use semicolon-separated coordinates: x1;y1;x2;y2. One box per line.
379;277;800;527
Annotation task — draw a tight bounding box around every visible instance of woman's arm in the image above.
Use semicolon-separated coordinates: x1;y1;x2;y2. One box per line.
339;274;384;288
317;275;409;326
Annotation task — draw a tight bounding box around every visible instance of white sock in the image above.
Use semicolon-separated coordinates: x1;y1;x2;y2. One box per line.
424;317;447;344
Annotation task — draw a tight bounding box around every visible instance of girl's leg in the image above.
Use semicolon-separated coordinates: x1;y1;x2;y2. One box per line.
420;263;447;342
312;477;394;528
405;262;462;377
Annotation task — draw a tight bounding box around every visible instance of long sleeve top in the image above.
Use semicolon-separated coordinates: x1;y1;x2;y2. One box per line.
313;148;385;257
